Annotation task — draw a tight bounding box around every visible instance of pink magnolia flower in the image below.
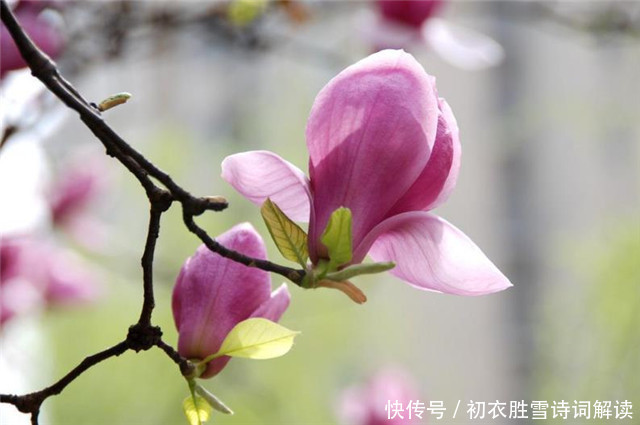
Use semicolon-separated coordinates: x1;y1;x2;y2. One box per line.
1;1;64;78
361;0;504;70
340;368;421;425
172;223;291;378
222;49;511;296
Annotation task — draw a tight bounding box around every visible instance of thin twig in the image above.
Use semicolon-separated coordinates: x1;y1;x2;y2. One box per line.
156;339;193;377
138;207;162;326
183;212;305;284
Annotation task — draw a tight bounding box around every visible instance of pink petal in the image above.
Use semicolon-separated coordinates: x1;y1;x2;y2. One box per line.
221;151;311;222
306;50;440;257
172;223;272;378
359;212;512;295
388;98;461;215
250;283;291;321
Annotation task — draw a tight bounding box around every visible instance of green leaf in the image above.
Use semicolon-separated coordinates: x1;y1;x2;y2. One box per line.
182;394;212;425
195;384;234;415
209;318;299;360
325;262;395;282
261;198;309;267
321;207;353;270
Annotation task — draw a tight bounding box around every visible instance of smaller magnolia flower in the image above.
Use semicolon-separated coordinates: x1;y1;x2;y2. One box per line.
172;223;291;379
360;0;504;70
340;368;421;425
1;1;65;78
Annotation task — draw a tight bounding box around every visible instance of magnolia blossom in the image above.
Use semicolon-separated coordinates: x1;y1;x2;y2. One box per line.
222;49;511;296
340;368;421;425
172;223;291;378
360;0;504;70
1;1;64;77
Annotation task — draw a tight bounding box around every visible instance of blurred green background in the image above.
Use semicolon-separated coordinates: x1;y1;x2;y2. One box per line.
1;1;639;424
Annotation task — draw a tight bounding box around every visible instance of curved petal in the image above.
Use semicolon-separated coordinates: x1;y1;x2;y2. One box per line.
221;151;311;222
172;223;272;378
388;98;461;215
250;283;291;321
358;212;512;296
306;50;440;255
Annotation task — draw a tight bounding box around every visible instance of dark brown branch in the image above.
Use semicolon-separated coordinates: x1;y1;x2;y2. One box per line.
0;341;129;422
183;212;305;284
138;197;170;326
155;339;193;377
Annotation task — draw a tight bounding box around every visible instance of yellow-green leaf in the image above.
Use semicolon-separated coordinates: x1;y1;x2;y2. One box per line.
261;198;309;267
214;318;299;359
182;394;212;425
321;207;352;270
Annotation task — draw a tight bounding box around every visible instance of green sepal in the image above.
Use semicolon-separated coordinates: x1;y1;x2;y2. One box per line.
325;262;396;282
195;384;233;415
301;259;332;289
320;207;353;270
261;198;309;267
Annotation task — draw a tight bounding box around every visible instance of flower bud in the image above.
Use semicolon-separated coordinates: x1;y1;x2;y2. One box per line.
172;223;291;378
